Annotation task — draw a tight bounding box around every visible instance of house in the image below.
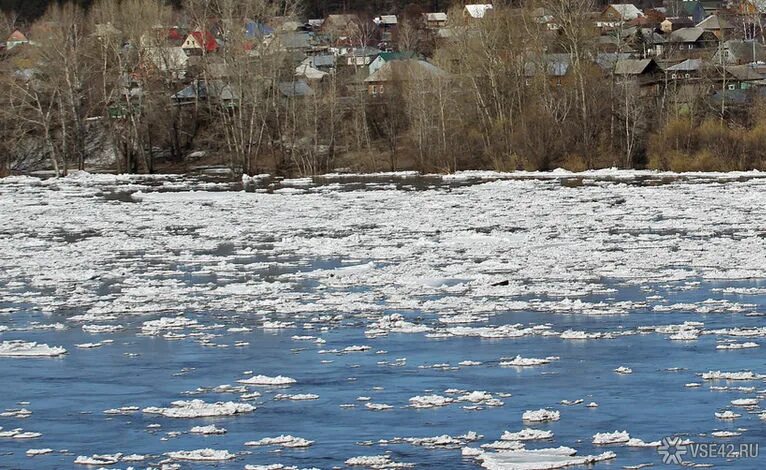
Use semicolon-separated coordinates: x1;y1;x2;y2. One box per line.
306;54;336;72
660;16;694;33
308;19;325;31
464;4;494;20
614;58;662;85
668;27;718;50
374;15;398;43
664;58;703;79
144;47;189;79
712;39;766;65
296;61;329;81
344;46;381;67
369;51;420;75
364;59;448;96
182;30;218;54
272;31;314;53
424;12;448;29
723;64;766;90
6;30;29;49
598;4;644;28
696;14;734;39
171;80;237;106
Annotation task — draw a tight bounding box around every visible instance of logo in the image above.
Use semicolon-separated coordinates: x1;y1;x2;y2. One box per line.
658;436;688;465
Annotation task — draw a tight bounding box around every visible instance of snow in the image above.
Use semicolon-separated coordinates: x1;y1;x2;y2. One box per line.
702;371;763;380
74;453;122;465
500;355;554;367
716;342;759;350
167;448;236;461
475;447;616;470
237;375;297;386
245;435;314;448
6;172;766;467
0;341;66;357
345;455;414;467
26;448;53;456
501;429;553;441
522;409;560;422
190;424;227;434
715;410;741;419
614;366;633;374
142;399;255;418
592;431;630;445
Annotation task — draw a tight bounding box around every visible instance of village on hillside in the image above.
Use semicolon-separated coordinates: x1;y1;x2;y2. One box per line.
1;0;766;177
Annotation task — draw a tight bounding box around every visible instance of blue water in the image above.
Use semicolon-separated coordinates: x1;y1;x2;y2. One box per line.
1;277;765;469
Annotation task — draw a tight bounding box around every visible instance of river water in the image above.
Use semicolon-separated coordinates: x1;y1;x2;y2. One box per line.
0;170;765;469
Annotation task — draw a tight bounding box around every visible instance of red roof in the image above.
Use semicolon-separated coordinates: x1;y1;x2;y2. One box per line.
167;27;185;41
189;30;217;52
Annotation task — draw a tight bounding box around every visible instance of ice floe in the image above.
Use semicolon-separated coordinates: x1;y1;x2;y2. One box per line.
143;399;255;418
166;448;236;461
0;341;66;357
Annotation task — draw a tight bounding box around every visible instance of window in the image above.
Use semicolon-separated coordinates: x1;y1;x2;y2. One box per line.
728;84;736;90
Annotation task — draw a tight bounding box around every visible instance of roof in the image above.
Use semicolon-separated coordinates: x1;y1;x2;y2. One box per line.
7;30;27;42
295;63;328;80
276;31;313;50
669;27;705;43
187;30;217;52
465;4;494;19
614;58;655;75
375;15;398;25
375;51;420;62
172;80;237;102
425;12;448;22
605;4;644;21
365;59;449;83
665;58;703;71
245;20;274;38
726;64;765;81
278;80;314;97
345;46;382;57
696;14;733;30
309;54;335;68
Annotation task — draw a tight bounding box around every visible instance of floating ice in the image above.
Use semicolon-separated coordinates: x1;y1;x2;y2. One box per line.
614;366;633;374
475;447;616;470
592;431;630;445
238;375;297;386
26;448;53;456
716;342;759;350
74;453;122;465
143;399;255;418
166;448;236;461
345;455;414;468
501;429;554;441
500;355;555;367
702;371;763;380
245;435;314;448
715;410;741;419
274;393;319;401
190;425;227;435
0;341;66;357
522;409;560;422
